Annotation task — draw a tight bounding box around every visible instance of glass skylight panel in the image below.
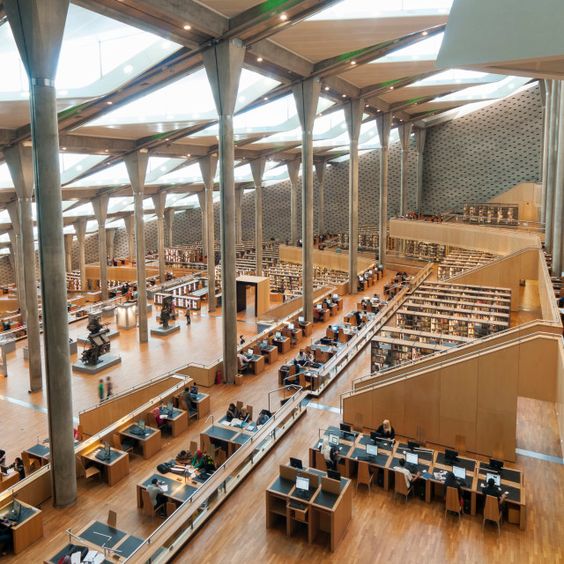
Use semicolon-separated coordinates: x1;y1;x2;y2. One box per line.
170;194;200;209
234;70;280;112
0;248;10;256
310;0;452;21
105;218;125;229
411;69;503;87
232;95;301;135
146;157;187;184
0;164;13;189
374;33;444;63
63;225;76;235
0;233;10;243
63;202;94;217
0;210;10;224
155;163;203;185
0;4;181;101
107;196;133;215
59;153;107;184
68;162;129;188
436;76;531;102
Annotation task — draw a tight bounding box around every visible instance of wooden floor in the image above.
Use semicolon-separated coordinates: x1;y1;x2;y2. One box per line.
2;269;562;563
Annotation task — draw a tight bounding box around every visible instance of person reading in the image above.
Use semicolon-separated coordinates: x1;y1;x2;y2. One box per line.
375;419;395;439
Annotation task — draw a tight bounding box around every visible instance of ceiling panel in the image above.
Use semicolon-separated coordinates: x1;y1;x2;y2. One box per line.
202;0;263;18
74;122;206;140
378;83;481;104
340;60;438;88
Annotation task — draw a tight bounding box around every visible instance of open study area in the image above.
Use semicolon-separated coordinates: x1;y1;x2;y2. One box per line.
0;0;563;562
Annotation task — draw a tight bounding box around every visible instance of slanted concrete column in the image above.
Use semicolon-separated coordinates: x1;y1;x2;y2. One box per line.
92;194;109;300
235;188;243;243
286;159;300;245
196;191;208;252
124;150;150;344
124;213;135;262
165;207;175;247
541;80;552;225
151;192;167;283
415;127;426;214
75;219;87;291
6;203;26;321
5;145;43;392
552;82;564;276
376;112;392;267
106;228;116;263
251;157;266;276
546;81;561;252
345;99;364;294
64;233;74;273
293;78;321;323
203;40;245;384
199;155;218;313
399;122;413;216
315;160;327;236
6;0;76;506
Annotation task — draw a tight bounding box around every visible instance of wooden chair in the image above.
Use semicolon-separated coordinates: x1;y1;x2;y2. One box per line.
21;452;39;476
75;455;101;482
189;441;199;454
298;372;312;390
141;488;165;518
236;401;244;411
357;461;374;492
444;486;462;519
107;510;117;529
483;495;502;533
394;471;413;503
113;433;134;454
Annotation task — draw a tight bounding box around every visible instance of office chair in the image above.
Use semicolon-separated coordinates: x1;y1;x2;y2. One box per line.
444;486;462;519
394;471;413;503
357;461;375;493
483;495;502;533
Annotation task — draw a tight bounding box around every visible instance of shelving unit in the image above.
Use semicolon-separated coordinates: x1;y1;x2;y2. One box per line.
463;203;519;225
437;248;498;280
66;271;82;291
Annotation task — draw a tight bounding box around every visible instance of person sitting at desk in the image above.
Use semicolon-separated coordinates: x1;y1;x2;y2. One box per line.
182;387;195;412
375;419;395;440
176;450;192;465
238;407;251;423
9;457;24;480
393;458;421;490
152;407;172;434
0;518;13;556
226;403;239;422
295;349;309;366
146;478;167;516
357;275;365;291
192;449;205;469
237;352;250;372
320;437;338;471
444;470;464;510
481;477;508;507
256;409;271;427
354;311;363;327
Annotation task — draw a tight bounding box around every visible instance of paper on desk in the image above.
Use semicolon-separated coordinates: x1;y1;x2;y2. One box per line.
161;485;169;492
84;551;104;564
71;552;82;564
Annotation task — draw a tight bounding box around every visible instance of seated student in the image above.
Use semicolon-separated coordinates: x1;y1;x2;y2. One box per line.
354;311;363;327
176;450;192;465
191;449;206;470
237;352;249;371
9;457;25;480
481;477;508;506
152;406;172;434
444;470;464;509
375;419;395;440
320;437;338;471
146;478;167;515
256;409;271;427
393;458;421;490
182;387;195;412
0;518;13;556
203;454;216;473
295;349;309;366
238;407;251;424
226;403;238;422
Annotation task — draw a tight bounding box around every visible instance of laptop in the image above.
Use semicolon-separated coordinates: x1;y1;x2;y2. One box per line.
366;444;378;459
289;457;303;470
294;476;310;500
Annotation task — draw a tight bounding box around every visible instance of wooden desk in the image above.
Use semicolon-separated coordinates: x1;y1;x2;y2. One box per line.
193;392;210;419
201;423;255;458
0;500;43;554
119;425;162;459
265;464;352;552
23;443;50;466
273;336;290;354
259;344;278;364
314;308;330;322
82;447;130;486
0;470;19;493
137;472;200;510
248;354;265;374
299;321;313;337
161;407;188;437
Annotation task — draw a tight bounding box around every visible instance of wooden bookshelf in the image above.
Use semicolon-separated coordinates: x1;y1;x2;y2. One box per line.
463;203;519;226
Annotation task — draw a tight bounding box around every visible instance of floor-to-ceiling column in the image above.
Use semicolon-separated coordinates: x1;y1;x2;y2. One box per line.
165;207;175;248
124;213;136;263
6;202;26;322
6;0;76;506
75;218;87;291
345;99;363;294
293;78;320;323
106;228;116;264
286;159;300;245
203;40;245;384
199;156;218;313
399;122;413;217
376;112;392;267
5;144;43;392
552;81;564;276
92;194;109;300
315;160;327;236
124;151;150;344
151;192;167;283
251;157;266;276
545;81;560;252
235;187;243;244
64;233;74;273
196;191;208;252
541;80;552;225
415;127;426;214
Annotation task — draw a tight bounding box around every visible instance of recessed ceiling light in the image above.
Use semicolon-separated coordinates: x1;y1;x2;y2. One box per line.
104;149;109;153
324;86;330;91
263;96;268;101
342;94;346;98
186;154;191;157
257;57;263;62
422;31;428;36
61;147;67;151
106;101;113;105
280;13;288;21
351;61;356;65
123;64;134;74
183;24;192;30
389;86;394;90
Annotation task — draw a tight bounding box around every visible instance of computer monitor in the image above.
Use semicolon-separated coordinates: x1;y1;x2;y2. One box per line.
328;434;339;446
104;441;111;459
489;458;504;472
407;440;420;450
246;349;253;357
366;444;378;456
288;323;295;330
261;340;268;348
405;452;418;465
138;419;146;431
296;476;309;492
289;457;303;470
445;448;458;462
339;423;352;433
452;465;466;480
486;472;501;486
9;500;22;522
327;469;341;481
316;304;323;310
298;316;304;324
332;294;339;301
275;331;282;339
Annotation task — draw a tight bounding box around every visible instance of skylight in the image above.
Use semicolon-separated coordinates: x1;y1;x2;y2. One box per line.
410;69;503;87
374;33;444;63
434;76;531;102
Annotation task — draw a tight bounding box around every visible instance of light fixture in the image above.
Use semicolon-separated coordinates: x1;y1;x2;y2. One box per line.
257;57;263;62
61;147;67;151
183;24;192;30
351;60;356;65
389;86;394;90
280;13;288;21
106;101;113;105
324;86;330;91
263;96;269;101
341;94;346;98
186;154;191;157
104;149;109;153
422;31;428;36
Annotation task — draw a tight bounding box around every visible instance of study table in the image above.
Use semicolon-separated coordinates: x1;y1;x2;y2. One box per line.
272;334;291;354
298;320;313;336
0;469;19;493
137;471;201;511
200;421;256;458
159;406;188;437
265;463;352;552
119;425;161;459
23;443;50;466
81;446;130;486
174;390;210;419
246;353;265;374
257;343;279;364
0;499;43;554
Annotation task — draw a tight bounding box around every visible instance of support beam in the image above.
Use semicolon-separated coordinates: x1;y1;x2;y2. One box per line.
315;160;327;236
124;150;150;344
124;213;135;262
293;78;321;323
151;192;167;283
235;187;244;244
203;40;245;384
199;155;218;313
4;144;43;392
75;218;87;291
92;194;109;300
5;0;76;507
196;192;208;253
64;233;74;272
345;98;364;294
552;82;564;276
540;80;551;224
399;122;413;217
546;81;560;252
376;112;393;266
415;127;427;214
286;159;300;245
6;202;26;321
251;157;266;276
165;207;175;247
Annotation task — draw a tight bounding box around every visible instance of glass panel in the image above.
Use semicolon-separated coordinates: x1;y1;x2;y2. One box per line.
373;33;444;63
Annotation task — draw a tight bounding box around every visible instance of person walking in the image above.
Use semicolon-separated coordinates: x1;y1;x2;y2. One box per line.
98;378;104;403
106;376;113;399
185;309;191;325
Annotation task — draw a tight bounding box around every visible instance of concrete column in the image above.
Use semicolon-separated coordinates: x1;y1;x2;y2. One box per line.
415;127;426;214
203;39;245;384
75;219;87;291
399;123;413;216
151;192;167;283
293;78;321;323
287;159;300;245
552;82;564;276
315;160;327;236
6;203;26;321
124;213;136;262
235;187;243;243
106;228;116;262
92;194;109;300
546;81;561;252
376;112;392;266
541;80;552;224
165;207;175;247
4;144;43;392
64;233;74;272
124;151;150;343
6;0;76;507
345;99;364;294
251;158;266;276
196;192;208;252
199;155;218;313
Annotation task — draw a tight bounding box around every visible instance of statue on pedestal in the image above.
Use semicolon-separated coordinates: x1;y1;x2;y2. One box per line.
81;314;111;366
160;296;174;329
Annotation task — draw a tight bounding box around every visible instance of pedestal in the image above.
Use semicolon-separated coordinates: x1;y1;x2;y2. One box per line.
115;302;137;329
72;354;122;374
150;325;181;337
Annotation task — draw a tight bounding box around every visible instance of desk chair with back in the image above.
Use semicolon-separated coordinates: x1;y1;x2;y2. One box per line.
394;471;414;503
444;486;462;519
357;461;374;493
113;433;134;455
75;455;101;482
483;495;502;533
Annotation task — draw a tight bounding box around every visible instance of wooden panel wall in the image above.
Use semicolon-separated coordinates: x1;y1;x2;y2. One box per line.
279;245;374;273
85;265;160;281
489;182;541;222
557;342;564;458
